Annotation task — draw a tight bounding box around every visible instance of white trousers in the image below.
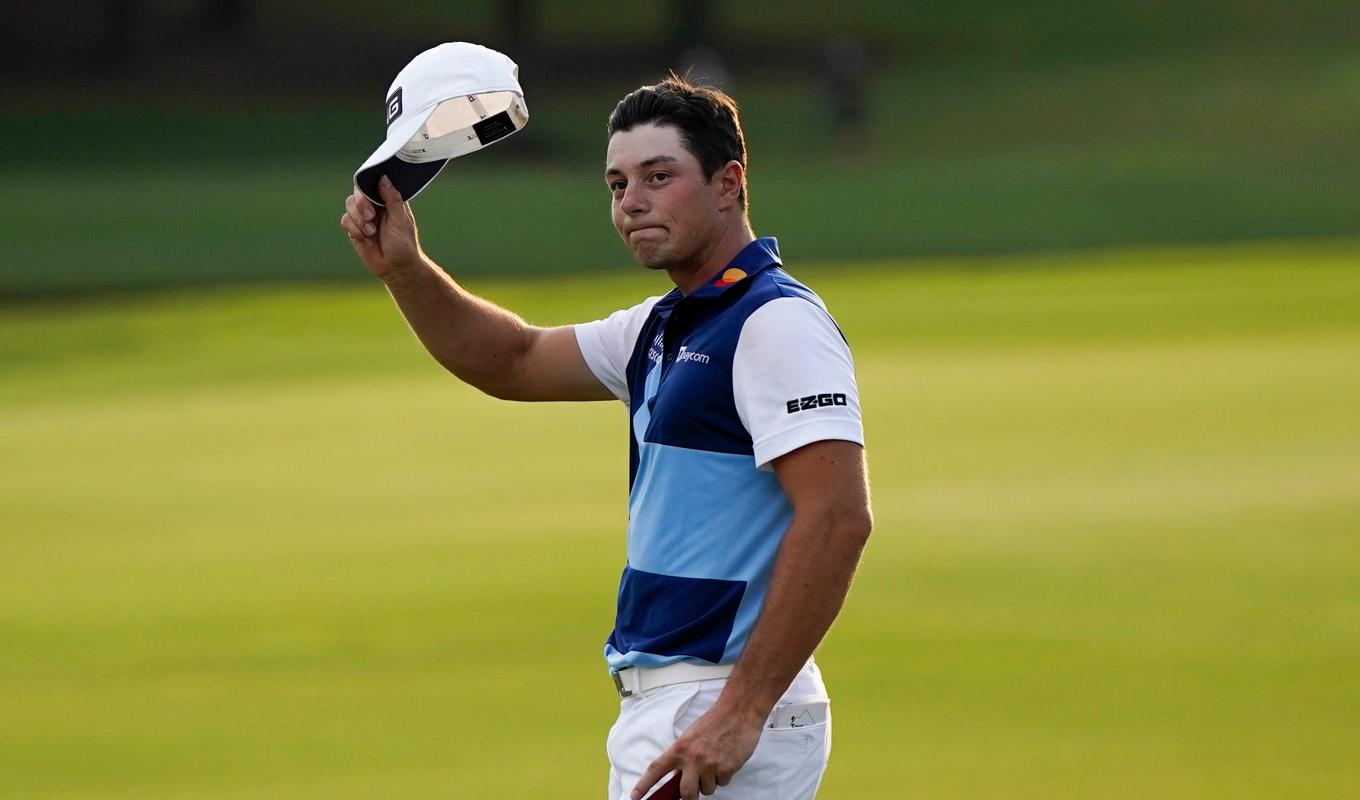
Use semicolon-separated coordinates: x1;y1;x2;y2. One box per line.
606;659;832;799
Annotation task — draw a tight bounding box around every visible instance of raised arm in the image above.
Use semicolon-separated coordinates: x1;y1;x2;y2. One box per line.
340;176;614;402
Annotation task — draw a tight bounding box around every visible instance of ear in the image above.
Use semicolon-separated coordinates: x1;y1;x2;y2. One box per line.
714;160;745;212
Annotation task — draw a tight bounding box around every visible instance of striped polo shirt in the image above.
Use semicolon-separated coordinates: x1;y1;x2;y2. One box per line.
575;237;863;671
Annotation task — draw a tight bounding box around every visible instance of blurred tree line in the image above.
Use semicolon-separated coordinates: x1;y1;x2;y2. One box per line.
8;1;1358;90
6;0;728;85
3;0;1357;295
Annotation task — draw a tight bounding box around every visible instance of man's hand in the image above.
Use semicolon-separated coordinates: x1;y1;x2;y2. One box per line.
631;704;764;800
339;175;424;281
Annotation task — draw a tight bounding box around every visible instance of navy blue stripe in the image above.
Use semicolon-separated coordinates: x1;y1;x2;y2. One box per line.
608;565;746;664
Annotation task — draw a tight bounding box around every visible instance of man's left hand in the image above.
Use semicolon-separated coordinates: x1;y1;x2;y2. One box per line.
631;704;765;799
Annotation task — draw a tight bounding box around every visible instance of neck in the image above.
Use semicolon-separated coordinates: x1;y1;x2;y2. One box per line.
667;216;756;295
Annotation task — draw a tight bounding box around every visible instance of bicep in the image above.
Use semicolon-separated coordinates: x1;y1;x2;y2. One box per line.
510;325;617;401
772;440;871;524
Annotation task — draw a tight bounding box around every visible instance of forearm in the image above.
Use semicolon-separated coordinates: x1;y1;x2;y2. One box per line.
715;508;871;722
381;256;538;398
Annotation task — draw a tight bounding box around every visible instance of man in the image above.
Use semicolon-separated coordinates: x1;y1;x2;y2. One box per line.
339;76;872;800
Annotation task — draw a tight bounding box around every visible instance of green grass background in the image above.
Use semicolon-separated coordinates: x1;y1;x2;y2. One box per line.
3;242;1358;797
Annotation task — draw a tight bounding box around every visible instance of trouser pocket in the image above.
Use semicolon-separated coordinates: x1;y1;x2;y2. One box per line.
754;702;832;797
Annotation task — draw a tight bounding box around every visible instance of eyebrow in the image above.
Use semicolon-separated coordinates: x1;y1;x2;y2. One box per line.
605;155;680;177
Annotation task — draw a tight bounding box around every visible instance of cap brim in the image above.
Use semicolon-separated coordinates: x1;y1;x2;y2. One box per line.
353;109;448;207
355;156;449;208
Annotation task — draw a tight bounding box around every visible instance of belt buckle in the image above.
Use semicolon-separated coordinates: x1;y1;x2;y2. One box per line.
612;670;633;698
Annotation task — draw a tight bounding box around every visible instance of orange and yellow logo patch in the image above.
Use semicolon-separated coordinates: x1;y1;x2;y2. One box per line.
714;268;747;288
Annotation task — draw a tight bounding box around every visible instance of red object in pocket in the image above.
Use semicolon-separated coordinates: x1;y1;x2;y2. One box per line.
647;770;681;800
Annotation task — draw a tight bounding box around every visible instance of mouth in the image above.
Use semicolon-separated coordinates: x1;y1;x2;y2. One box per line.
628;225;666;238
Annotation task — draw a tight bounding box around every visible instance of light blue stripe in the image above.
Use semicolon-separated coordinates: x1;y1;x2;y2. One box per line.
605;644;717;670
627;442;793;581
632;358;660;444
721;579;771;663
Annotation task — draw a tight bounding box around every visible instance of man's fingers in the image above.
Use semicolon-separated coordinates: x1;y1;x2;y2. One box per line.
376;175;417;230
346;187;381;235
679;768;700;800
350;187;376;221
377;175;405;211
698;771;718;796
339;210;375;242
340;213;386;270
339;212;362;239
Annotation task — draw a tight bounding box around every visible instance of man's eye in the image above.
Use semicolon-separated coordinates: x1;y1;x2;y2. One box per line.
609;181;626;192
649;172;669;183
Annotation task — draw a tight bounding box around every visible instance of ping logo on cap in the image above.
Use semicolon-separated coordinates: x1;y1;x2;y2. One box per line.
386;87;403;126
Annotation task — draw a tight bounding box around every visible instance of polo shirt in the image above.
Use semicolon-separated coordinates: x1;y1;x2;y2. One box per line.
574;237;863;671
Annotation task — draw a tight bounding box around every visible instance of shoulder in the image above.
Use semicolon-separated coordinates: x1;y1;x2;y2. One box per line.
573;292;672;404
576;292;670;340
729;271;862;468
745;267;826;304
764;267;828;309
736;269;843;347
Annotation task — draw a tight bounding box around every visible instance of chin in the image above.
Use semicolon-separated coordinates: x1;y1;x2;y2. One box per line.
638;253;674;270
631;242;675;270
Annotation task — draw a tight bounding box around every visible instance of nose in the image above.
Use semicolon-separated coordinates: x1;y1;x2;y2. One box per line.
620;181;648;216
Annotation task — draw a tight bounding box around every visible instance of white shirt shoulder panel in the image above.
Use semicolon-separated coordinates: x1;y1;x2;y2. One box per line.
574;295;663;404
733;296;864;470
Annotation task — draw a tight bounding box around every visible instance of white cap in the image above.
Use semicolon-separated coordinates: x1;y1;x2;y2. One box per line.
354;42;529;206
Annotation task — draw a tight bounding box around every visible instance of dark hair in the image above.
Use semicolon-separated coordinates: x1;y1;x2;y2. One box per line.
607;73;749;209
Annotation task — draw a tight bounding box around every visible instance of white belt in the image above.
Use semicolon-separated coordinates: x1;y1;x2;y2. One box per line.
611;662;734;698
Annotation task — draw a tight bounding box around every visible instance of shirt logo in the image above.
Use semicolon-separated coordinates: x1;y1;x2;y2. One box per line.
714;268;747;288
647;333;663;365
786;393;848;414
386;87;403;126
675;346;711;365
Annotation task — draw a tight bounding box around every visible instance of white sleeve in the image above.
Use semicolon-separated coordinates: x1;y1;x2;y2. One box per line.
573;295;662;404
733;297;864;470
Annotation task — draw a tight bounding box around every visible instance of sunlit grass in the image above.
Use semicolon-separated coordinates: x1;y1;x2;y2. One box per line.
2;242;1358;797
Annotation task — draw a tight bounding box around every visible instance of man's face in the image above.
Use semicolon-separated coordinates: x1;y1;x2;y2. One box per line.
605;123;723;270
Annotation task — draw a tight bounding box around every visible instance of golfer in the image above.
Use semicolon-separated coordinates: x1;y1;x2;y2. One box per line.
340;75;872;800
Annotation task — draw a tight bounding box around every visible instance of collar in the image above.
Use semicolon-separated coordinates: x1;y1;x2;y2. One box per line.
685;237;782;300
